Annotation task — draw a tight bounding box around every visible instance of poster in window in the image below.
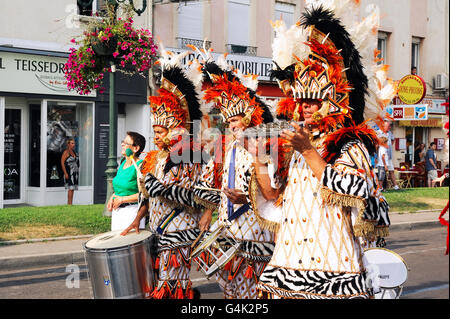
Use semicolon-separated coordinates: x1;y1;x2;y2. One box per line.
47;120;79;187
4;109;21;200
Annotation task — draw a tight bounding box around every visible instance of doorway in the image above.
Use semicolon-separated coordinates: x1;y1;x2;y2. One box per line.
3;108;23;203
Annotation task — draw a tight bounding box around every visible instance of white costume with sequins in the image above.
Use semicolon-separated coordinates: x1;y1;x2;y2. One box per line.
205;140;276;299
258;139;389;299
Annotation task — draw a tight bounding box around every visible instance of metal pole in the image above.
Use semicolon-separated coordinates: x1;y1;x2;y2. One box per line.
103;61;117;216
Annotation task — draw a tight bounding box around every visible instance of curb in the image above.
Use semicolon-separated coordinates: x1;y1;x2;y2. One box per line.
0;235;93;246
389;220;443;231
0;251;86;271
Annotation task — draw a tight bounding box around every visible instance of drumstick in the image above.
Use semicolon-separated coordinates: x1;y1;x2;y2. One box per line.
194;186;245;195
125;148;143;179
194;186;223;192
191;230;206;249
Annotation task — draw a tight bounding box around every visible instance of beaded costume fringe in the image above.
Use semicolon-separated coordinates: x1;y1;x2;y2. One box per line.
320;187;381;241
193;195;219;211
249;171;280;233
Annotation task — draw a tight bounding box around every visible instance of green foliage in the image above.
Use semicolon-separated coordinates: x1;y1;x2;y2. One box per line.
0;205;110;234
383;187;449;212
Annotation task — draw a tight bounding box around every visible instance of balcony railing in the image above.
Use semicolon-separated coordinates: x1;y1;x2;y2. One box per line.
177;37;211;50
227;44;257;56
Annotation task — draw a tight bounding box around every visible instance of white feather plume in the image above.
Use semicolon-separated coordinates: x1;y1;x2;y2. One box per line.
271;20;308;70
302;0;397;124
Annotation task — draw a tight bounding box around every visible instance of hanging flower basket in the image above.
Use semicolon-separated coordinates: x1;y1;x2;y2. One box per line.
91;34;118;57
64;4;158;95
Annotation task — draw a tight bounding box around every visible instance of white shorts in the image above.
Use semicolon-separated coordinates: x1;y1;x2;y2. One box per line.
111;204;146;231
427;170;438;181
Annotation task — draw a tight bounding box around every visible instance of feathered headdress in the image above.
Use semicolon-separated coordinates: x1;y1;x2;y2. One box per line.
188;44;274;128
271;0;397;160
149;44;203;135
272;1;396;126
145;44;204;173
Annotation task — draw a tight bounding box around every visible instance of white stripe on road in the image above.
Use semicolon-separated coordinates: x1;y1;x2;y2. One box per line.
396;246;447;255
403;284;449;296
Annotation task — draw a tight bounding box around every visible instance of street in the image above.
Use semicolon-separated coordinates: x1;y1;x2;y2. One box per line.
0;226;448;299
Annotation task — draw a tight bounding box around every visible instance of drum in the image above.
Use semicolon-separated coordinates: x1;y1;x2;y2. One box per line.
363;248;409;299
83;230;156;299
190;225;241;279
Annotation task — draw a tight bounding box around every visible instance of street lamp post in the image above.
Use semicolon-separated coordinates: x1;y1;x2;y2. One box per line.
104;61;117;216
76;0;150;216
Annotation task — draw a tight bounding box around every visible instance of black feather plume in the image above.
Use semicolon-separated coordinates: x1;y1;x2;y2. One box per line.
300;5;368;125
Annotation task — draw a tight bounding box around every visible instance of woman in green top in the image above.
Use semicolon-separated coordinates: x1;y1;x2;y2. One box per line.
107;131;147;231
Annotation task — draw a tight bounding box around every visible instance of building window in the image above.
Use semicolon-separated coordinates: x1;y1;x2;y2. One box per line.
77;0;97;16
274;1;295;28
377;32;388;65
228;0;257;55
411;37;421;74
177;0;205;49
46;101;93;187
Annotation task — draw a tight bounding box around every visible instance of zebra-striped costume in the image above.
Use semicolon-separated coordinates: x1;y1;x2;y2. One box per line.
257;138;390;299
139;150;204;299
196;140;277;299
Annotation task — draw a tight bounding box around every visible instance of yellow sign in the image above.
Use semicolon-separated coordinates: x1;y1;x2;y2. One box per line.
399;118;442;127
397;75;426;105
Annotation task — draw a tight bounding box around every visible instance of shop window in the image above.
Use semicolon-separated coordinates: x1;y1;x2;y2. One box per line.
46;101;93;187
29;104;41;187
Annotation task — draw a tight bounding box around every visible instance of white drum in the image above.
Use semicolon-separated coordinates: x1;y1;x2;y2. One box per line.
83;230;156;299
363;248;409;299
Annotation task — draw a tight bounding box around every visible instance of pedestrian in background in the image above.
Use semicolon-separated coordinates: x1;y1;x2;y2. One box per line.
108;131;146;231
376;136;389;191
425;142;438;187
414;142;425;164
382;121;400;190
61;138;79;205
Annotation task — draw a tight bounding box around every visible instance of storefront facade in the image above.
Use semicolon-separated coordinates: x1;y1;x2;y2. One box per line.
0;47;150;208
389;96;448;169
0;47;96;208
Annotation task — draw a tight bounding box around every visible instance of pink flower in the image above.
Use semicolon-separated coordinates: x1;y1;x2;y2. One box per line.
113;52;119;58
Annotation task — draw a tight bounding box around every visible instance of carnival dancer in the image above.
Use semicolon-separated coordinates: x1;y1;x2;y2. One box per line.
257;1;396;299
121;47;208;299
189;50;288;299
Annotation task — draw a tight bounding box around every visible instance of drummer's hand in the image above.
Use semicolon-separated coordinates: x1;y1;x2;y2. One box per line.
120;220;140;236
199;209;213;232
281;122;313;154
224;187;248;205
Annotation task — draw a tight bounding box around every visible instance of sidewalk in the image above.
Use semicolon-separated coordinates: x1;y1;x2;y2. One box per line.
0;210;446;271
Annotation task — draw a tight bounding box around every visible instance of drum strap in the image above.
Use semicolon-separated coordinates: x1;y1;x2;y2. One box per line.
227;143;250;221
156;208;182;235
228;203;250;222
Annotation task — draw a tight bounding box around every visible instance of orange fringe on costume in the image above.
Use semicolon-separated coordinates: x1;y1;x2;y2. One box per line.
276;97;303;121
141;150;159;175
